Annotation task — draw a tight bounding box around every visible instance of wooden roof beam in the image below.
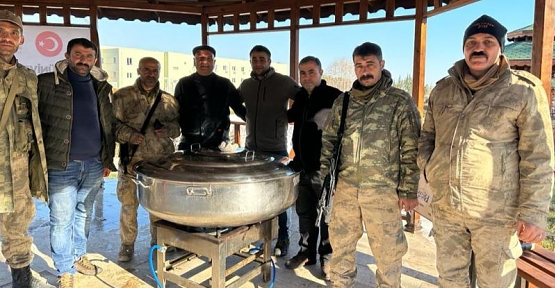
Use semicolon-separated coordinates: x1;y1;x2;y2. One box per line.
0;0;203;14
426;0;479;18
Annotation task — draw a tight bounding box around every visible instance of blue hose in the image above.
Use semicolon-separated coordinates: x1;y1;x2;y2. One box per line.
249;245;276;288
148;244;164;288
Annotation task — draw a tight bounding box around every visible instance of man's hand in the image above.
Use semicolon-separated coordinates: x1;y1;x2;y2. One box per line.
102;167;111;177
516;219;547;243
399;198;419;212
129;131;145;145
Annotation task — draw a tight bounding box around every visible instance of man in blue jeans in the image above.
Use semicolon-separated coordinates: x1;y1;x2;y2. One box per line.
238;45;299;256
37;38;116;288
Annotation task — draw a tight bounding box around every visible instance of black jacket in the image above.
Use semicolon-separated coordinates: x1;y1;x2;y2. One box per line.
175;72;246;149
287;80;341;173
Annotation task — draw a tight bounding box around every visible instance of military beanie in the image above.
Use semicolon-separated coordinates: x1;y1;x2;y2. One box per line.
463;15;507;52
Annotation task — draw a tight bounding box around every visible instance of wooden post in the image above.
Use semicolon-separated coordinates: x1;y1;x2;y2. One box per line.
89;6;101;68
406;0;427;233
289;1;299;81
531;0;554;101
201;12;208;45
412;0;427;113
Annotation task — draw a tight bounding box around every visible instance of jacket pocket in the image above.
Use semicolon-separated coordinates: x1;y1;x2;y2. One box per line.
16;119;33;152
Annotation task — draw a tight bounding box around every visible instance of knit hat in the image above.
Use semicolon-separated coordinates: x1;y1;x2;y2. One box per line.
0;10;22;31
463;15;507;51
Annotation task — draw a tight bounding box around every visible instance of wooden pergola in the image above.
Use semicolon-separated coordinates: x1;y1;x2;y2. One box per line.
1;0;553;111
2;0;553;231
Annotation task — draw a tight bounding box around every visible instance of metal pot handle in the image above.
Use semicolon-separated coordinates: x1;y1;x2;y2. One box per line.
133;177;153;189
244;150;255;161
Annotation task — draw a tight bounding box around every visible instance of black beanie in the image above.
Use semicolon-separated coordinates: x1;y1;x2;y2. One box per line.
463;15;507;52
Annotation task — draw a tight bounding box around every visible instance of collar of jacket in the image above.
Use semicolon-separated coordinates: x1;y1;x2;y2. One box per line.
300;79;330;98
447;56;512;90
53;59;109;85
350;69;393;102
250;66;275;80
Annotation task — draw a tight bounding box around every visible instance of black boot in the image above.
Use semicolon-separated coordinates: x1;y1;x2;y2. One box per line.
11;265;54;288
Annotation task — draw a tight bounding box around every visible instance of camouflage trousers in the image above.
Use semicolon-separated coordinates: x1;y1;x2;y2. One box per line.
329;180;407;288
117;170;159;246
0;153;35;269
432;206;522;288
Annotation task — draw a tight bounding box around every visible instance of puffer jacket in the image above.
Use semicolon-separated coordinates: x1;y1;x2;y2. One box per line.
37;60;117;171
239;67;299;152
320;70;421;199
113;78;180;170
418;60;554;229
0;60;48;212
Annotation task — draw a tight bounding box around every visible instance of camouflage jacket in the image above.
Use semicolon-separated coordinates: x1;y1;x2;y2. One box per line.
418;59;554;229
0;59;48;212
320;70;421;199
114;78;180;170
37;60;117;172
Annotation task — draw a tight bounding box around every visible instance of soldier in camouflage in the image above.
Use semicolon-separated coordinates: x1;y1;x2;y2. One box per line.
320;42;420;288
0;10;52;288
418;15;554;288
113;57;180;262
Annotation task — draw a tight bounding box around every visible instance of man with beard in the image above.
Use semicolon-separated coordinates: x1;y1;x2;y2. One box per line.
175;45;246;151
238;45;300;257
285;56;341;281
37;38;116;288
113;57;180;262
320;42;420;287
418;15;554;288
0;10;53;288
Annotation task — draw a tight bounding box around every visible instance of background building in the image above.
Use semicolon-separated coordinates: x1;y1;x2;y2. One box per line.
100;46;289;92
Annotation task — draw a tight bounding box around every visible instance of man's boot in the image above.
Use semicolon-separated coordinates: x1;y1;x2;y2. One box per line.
11;265;55;288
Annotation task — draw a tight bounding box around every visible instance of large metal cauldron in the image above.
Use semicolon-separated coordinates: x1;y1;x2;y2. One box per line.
135;149;299;227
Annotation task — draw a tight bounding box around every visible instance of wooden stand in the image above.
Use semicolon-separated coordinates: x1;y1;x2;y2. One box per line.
154;218;277;288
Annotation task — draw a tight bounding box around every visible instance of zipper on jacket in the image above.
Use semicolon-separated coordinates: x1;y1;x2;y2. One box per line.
253;80;262;148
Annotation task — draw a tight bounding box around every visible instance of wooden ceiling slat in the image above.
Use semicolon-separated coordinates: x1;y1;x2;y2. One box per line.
334;1;343;24
267;9;274;29
39;6;47;25
386;0;395;18
359;1;368;21
250;11;256;30
313;3;320;25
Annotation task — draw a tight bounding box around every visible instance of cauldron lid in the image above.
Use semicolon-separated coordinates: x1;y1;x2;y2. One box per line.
135;149;296;183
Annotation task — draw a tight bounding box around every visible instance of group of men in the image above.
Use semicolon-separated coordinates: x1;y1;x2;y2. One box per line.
1;8;553;288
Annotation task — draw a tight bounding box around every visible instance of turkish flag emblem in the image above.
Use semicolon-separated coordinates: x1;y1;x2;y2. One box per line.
35;31;63;57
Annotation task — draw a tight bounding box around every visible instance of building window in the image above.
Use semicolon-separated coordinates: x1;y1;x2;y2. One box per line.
173;67;179;70
112;57;116;63
223;65;227;71
126;72;133;78
241;67;245;72
126;58;133;65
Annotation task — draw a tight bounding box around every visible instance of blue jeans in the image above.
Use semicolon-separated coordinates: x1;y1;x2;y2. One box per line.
48;158;103;275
